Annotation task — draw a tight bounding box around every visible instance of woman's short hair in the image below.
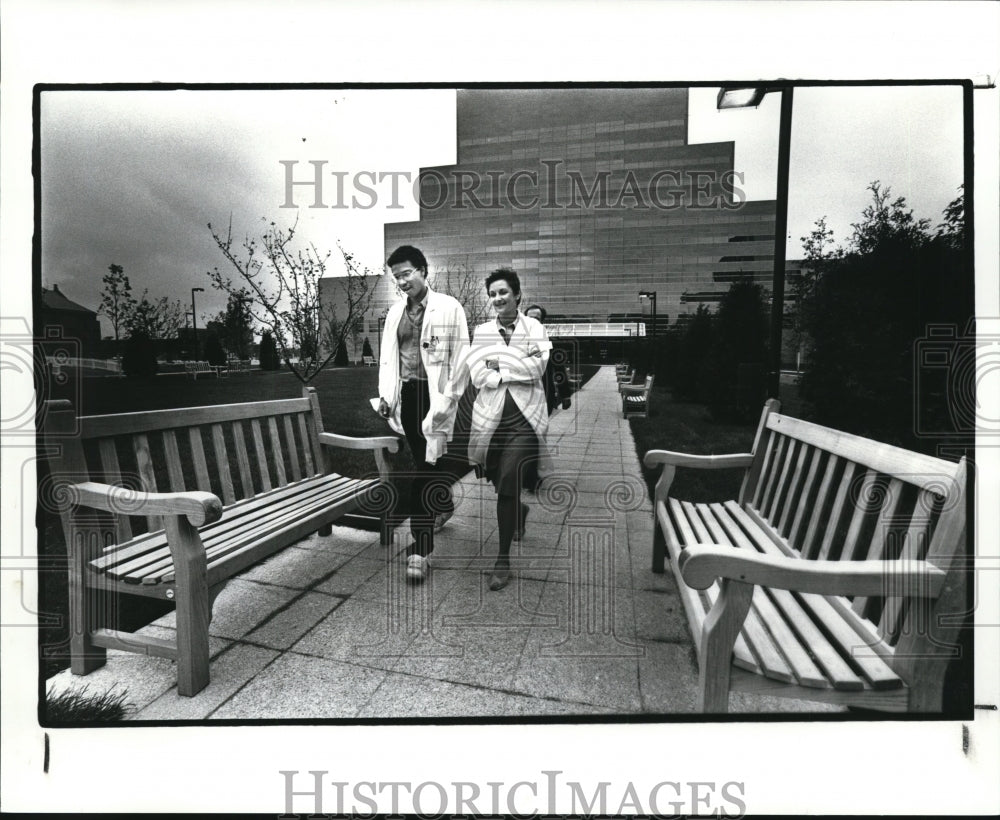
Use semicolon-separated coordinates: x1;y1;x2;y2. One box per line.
386;245;428;273
485;267;521;300
524;303;547;320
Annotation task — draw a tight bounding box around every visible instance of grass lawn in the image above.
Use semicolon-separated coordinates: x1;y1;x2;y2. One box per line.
626;382;795;504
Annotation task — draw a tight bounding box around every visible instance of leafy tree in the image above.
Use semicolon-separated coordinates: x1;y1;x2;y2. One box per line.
703;277;769;422
672;305;714;402
203;332;227;367
936;185;965;250
259;330;281;371
333;341;350;366
98;263;135;341
121;331;158;378
207;215;378;383
797;182;968;449
206;290;254;359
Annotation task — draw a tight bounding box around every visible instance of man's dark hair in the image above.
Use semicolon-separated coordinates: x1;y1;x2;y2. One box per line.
485;267;521;300
387;245;428;273
524;303;547;321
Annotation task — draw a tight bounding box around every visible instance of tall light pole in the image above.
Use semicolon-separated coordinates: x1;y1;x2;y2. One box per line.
717;84;793;400
191;287;204;358
639;290;657;338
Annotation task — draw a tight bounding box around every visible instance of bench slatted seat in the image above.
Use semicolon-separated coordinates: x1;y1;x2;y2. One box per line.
43;387;398;696
645;399;968;713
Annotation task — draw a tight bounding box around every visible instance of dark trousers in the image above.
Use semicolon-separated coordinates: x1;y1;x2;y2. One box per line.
399;379;455;557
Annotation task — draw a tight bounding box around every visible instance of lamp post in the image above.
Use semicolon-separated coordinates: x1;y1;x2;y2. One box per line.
639;291;657;338
717;84;793;400
191;287;204;359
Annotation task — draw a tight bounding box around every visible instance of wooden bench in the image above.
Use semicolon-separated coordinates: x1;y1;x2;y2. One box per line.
617;367;635;386
42;387;398;696
644;399;968;713
362;355;377;367
621;374;654;418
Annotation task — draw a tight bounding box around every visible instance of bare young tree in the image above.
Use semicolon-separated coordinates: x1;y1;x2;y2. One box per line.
207;215;378;382
98;263;135;341
125;290;185;340
433;257;491;332
321;245;380;366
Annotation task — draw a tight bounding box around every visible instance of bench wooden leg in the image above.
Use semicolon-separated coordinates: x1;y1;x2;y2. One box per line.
317;524;333;537
697;578;753;713
651;520;666;574
380;517;394;549
68;520;108;675
164;516;211;697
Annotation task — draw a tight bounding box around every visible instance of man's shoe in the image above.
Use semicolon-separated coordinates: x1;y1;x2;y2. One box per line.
406;554;430;582
433;509;453;533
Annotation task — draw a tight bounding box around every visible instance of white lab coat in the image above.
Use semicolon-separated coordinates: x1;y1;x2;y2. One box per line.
457;312;554;474
378;288;469;464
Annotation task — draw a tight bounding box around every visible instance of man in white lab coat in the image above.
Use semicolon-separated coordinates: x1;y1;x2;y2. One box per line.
378;246;469;582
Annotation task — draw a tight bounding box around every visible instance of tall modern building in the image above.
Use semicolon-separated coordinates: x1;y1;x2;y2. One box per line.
384;88;779;331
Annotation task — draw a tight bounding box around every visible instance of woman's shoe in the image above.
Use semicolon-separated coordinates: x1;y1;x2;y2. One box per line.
488;565;512;591
512;503;529;541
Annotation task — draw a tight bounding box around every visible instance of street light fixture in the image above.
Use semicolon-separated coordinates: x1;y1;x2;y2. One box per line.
191;287;204;358
716;84;793;400
638;291;657;338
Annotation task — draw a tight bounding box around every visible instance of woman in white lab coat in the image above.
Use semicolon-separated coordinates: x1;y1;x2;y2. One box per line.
462;268;553;590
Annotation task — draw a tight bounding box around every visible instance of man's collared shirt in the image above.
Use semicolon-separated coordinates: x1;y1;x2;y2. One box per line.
397;290;429;381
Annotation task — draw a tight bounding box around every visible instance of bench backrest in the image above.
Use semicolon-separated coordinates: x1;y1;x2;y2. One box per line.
42;387;331;544
739;400;968;680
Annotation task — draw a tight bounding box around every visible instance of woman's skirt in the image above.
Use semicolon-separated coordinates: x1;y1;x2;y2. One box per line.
482;390;540;496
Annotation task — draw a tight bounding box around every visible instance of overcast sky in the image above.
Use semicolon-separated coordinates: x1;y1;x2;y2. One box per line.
41;85;964;336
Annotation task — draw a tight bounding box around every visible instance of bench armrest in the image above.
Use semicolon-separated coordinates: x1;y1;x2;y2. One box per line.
643;451;754;469
619;384;647;394
678;544;947;599
73;481;223;527
319;431;400;481
319;432;400;453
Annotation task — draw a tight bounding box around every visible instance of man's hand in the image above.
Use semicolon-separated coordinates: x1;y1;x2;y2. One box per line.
485;358;500;371
378;398;391;418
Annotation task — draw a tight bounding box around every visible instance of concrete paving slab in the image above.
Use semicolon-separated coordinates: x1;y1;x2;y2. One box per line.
237;545;354;591
305;524;383;555
632;588;691;644
357;671;617;718
130;643;280;721
314;556;386;597
637;639;700;713
246;590;344;650
151;578;300;641
291;596;424;670
510;630;643;712
212;652;389;719
535;576;639;643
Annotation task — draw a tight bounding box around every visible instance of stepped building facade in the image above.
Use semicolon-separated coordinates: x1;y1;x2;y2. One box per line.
384;87;780;332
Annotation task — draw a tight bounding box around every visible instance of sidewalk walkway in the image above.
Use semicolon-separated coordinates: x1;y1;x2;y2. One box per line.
46;366;837;718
